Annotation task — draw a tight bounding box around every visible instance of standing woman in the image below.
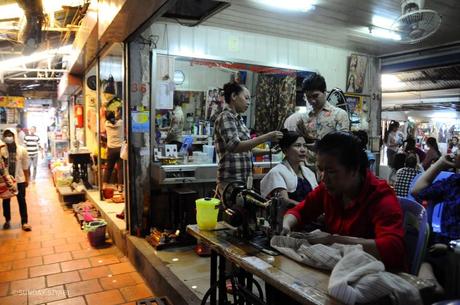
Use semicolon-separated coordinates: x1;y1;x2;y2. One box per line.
104;106;124;191
214;82;283;196
422;137;441;170
385;120;400;168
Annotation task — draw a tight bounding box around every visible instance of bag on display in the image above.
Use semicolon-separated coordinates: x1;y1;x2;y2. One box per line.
120;141;128;160
0;157;18;199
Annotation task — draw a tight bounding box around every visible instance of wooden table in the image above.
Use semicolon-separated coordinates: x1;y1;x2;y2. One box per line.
187;223;434;305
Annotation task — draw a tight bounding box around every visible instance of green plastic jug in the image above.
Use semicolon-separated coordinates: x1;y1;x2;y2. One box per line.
195;197;220;230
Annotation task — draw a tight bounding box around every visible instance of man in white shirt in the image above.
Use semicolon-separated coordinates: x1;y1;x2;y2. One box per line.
297;73;349;141
16;124;26;146
24;126;40;181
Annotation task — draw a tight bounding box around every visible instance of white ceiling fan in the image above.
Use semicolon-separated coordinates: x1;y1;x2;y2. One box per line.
391;0;442;44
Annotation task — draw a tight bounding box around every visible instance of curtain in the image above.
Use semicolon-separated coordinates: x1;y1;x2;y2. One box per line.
254;74;296;134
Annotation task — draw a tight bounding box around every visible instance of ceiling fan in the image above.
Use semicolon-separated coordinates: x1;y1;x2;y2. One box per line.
391;0;442;44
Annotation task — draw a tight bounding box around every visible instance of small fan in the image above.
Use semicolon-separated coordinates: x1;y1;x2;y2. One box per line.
391;0;441;44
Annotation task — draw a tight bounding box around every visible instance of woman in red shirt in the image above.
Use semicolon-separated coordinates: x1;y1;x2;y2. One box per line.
282;131;406;271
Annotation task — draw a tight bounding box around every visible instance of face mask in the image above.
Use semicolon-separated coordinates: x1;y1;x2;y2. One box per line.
4;137;13;144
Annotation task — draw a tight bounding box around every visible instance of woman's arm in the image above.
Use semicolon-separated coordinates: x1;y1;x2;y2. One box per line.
271;189;298;207
232;131;283;153
412;156;455;197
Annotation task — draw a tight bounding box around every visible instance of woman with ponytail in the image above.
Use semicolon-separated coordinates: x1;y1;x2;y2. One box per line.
214;82;283;196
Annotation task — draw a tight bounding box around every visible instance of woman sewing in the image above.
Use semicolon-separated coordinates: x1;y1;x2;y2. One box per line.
261;129;317;203
281;131;406;271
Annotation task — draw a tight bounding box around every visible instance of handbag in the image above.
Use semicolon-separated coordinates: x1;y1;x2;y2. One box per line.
0;157;18;199
120;141;128;160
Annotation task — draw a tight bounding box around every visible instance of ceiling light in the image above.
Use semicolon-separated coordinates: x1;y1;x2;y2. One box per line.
381;74;405;90
369;27;401;41
372;16;395;29
0;3;24;20
0;45;73;71
254;0;315;12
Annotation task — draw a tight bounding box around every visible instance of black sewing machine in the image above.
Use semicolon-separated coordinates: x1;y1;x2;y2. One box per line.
220;181;293;255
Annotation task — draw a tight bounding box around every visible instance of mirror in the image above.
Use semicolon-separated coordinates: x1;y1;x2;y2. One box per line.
153;55;310;163
99;44;125;194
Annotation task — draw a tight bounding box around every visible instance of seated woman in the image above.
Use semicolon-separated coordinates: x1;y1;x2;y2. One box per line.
422;137;441;171
260;129;318;203
394;153;421;197
412;151;460;243
281;131;406;271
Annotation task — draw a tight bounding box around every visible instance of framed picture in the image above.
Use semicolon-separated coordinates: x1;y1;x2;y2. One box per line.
346;54;368;94
344;94;363;113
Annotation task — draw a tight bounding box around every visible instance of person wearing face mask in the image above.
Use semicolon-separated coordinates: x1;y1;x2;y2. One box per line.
281;131;406;272
214;81;283;196
296;73;349;141
2;128;31;231
260;129;317;203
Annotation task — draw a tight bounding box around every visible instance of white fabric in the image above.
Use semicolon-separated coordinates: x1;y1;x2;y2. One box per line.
271;232;422;305
260;162;317;198
105;120;123;148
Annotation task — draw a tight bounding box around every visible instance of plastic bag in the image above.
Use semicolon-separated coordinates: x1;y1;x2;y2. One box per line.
0;157;17;199
120;141;128;160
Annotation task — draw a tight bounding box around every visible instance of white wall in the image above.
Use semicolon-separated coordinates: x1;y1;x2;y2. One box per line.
175;60;233;91
147;22;354;90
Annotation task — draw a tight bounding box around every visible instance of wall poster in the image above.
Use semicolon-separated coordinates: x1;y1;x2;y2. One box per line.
346;54;368;94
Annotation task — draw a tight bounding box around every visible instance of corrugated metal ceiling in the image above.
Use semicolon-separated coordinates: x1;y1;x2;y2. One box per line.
387;64;460;93
203;0;460;56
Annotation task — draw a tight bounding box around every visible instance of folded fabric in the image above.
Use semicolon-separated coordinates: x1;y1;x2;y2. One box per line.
271;232;422;305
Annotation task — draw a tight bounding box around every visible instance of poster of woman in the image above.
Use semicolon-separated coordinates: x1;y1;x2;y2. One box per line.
346;54;368;94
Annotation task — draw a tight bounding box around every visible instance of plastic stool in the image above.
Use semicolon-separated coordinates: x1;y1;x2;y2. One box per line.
170;188;198;232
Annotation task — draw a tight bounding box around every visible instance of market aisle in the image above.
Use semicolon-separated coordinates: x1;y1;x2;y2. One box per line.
0;161;155;305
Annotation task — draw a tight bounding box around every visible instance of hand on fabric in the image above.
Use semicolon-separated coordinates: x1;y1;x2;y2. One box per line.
24;181;28;188
280;226;291;236
280;214;298;236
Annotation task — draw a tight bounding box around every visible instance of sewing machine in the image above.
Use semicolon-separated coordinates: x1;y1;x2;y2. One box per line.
220;181;293;254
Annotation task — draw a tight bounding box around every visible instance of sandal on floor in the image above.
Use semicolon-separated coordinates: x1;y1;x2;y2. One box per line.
22;223;32;231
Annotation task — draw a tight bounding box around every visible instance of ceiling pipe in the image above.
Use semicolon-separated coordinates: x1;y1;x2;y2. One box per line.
16;0;45;54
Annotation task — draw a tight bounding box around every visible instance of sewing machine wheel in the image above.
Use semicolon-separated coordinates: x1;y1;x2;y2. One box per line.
221;181;246;209
221;181;246;228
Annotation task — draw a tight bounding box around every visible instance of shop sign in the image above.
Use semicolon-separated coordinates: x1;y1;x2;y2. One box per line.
0;96;25;108
131;111;150;133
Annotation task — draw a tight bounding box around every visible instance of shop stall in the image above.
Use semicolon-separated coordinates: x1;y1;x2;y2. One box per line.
120;16;384;302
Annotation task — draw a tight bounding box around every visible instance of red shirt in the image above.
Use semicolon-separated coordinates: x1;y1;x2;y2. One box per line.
286;170;406;271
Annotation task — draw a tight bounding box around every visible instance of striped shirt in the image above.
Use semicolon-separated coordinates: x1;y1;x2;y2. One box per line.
24;134;40;156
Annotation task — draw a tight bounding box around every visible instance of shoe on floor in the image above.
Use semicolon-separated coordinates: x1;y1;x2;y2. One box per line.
22;223;32;231
3;221;10;229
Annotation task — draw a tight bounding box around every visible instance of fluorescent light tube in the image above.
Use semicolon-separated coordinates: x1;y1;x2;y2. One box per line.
254;0;315;12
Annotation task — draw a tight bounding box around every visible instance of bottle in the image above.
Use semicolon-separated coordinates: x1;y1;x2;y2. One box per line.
262;143;270;162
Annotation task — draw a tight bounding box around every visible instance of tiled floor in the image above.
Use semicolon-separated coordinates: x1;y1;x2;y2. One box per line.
0;162;155;305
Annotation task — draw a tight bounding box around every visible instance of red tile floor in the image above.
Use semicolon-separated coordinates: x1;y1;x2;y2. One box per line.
0;163;155;305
